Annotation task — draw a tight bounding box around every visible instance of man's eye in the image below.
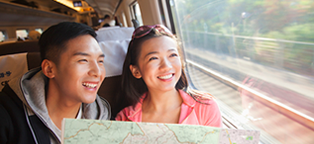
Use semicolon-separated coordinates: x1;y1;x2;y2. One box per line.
149;57;158;61
78;59;88;62
98;60;104;63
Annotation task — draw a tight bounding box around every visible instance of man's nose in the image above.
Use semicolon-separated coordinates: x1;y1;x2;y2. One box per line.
88;61;103;77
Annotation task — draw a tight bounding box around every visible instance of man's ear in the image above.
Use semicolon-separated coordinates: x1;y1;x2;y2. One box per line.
41;59;56;78
129;65;142;79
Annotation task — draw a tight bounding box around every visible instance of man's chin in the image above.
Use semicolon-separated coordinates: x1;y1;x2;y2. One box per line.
82;96;97;104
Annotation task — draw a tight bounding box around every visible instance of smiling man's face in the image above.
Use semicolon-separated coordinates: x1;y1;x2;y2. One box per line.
52;34;106;104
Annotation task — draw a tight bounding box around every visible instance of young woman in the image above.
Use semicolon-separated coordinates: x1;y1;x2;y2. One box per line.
115;24;222;127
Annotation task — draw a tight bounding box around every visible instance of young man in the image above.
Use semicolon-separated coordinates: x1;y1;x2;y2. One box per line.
0;22;110;144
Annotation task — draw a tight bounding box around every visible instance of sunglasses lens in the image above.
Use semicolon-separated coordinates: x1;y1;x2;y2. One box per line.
132;25;153;38
132;25;173;39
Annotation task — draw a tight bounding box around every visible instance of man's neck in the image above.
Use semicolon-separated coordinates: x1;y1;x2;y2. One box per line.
45;81;81;130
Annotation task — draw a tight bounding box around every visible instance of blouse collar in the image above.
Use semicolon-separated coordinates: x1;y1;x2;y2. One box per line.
127;89;196;121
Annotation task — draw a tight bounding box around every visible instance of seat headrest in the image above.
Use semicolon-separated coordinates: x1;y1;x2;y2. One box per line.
96;27;134;77
0;40;40;56
99;40;130;77
0;53;28;90
96;27;134;41
0;52;41;90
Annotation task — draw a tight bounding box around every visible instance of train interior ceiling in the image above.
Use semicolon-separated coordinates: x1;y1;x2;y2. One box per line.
1;0;314;144
0;0;154;41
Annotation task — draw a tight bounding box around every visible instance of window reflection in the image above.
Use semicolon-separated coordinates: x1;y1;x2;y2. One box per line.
16;29;28;40
171;0;314;143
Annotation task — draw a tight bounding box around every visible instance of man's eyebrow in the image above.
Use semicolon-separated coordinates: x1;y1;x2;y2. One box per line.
73;52;90;56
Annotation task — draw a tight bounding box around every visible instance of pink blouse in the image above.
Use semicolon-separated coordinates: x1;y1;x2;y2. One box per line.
115;90;222;127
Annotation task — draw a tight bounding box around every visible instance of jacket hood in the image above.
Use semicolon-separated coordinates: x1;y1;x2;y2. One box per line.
8;67;110;143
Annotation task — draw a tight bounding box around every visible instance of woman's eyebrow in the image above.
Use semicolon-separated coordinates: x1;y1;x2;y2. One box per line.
99;54;105;58
144;51;158;58
144;48;178;58
168;48;177;52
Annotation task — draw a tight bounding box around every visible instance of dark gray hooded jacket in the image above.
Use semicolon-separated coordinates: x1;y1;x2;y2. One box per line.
0;67;111;144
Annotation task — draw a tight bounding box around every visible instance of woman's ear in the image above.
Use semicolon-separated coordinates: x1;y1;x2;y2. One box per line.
41;59;56;78
129;65;142;79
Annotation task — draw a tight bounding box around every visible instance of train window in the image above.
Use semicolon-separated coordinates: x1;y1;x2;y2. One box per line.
170;0;314;143
130;1;143;26
16;29;28;40
35;28;43;34
158;0;176;35
0;31;5;42
158;0;167;26
121;12;127;27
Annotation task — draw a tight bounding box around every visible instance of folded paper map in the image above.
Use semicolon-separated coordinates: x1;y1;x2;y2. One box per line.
62;119;260;144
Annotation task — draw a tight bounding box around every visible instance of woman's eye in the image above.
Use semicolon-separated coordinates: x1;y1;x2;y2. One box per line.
149;57;158;61
170;53;178;57
98;60;104;63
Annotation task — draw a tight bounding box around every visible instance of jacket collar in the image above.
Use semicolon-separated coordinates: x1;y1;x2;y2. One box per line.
127;89;196;121
8;67;110;143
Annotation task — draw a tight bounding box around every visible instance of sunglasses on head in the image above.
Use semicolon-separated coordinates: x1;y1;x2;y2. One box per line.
131;24;173;39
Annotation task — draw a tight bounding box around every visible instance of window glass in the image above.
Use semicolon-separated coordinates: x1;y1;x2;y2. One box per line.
171;0;314;143
158;0;167;26
35;28;43;34
134;3;143;25
122;12;127;27
0;31;5;42
130;2;143;26
16;29;28;40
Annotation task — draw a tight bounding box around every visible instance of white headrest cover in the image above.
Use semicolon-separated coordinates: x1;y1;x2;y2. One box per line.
96;27;134;41
96;27;134;77
99;40;130;77
0;53;28;90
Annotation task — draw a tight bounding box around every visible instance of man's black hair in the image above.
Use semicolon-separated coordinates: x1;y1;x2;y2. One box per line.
38;22;97;65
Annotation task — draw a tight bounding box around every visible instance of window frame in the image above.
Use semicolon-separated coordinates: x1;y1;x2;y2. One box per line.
129;1;143;26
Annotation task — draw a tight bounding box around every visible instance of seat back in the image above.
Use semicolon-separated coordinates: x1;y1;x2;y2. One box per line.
0;41;41;90
96;27;134;118
96;27;134;41
0;40;40;56
0;52;41;90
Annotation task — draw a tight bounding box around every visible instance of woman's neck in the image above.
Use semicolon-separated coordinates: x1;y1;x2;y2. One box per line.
142;89;182;113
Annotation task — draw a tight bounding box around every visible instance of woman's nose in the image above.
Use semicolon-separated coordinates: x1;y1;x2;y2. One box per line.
159;58;172;71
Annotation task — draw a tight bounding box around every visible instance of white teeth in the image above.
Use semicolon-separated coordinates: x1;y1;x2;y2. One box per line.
158;74;173;79
82;83;97;88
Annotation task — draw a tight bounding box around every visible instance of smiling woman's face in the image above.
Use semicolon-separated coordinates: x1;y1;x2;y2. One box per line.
130;36;182;92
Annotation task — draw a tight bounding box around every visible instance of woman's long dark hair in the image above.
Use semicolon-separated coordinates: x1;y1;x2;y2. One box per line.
114;28;188;113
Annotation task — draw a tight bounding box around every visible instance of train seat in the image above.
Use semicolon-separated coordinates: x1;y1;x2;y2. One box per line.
0;40;40;56
96;27;134;41
0;40;41;90
98;26;120;31
96;27;134;119
0;52;41;90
